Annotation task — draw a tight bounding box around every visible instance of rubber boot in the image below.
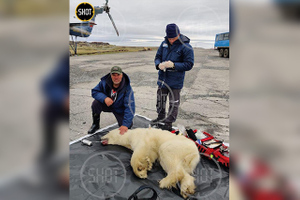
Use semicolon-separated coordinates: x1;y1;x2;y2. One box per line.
158;122;172;131
88;113;100;134
151;117;164;124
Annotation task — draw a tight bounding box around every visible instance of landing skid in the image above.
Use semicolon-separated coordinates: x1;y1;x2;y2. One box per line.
69;35;78;56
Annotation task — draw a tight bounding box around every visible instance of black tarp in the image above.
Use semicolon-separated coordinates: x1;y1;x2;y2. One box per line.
70;115;229;200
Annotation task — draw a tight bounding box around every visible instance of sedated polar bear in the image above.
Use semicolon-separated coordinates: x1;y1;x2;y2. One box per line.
101;128;200;198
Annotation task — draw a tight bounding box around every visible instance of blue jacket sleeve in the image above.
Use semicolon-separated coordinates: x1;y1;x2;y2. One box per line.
42;55;69;106
91;82;108;103
173;44;194;72
154;42;164;70
122;85;135;128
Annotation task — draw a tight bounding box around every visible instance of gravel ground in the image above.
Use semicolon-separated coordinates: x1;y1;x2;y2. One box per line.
70;48;229;143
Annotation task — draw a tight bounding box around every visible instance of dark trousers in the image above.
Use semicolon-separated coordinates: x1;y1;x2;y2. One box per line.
156;88;181;123
42;102;69;159
92;99;132;128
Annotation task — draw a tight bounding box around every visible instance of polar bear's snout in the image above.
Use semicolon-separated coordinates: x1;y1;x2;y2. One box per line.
100;135;109;145
101;138;108;145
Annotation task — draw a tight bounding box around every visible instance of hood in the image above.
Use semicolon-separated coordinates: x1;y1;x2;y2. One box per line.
164;34;190;45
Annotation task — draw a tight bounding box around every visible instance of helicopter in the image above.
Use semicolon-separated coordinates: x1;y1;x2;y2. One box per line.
69;0;119;55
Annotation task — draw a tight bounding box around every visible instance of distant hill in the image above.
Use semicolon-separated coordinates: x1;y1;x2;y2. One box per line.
69;41;110;47
69;42;157;56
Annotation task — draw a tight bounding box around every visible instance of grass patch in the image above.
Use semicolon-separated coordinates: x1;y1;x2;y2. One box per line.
69;42;158;56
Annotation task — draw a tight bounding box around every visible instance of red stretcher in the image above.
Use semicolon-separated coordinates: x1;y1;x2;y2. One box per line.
171;129;230;168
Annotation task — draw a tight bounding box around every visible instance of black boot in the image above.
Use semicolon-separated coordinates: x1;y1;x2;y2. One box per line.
150;116;164;124
88;113;100;134
158;122;172;131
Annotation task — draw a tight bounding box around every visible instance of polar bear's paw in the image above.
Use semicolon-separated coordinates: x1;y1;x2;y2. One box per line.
159;177;176;189
180;184;195;199
180;176;195;199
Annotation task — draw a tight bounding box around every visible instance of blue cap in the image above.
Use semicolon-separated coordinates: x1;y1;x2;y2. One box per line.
166;23;180;38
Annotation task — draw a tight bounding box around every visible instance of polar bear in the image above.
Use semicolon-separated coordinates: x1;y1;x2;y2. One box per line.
101;128;200;198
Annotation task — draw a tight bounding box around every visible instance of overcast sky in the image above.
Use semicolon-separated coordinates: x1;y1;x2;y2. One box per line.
70;0;229;48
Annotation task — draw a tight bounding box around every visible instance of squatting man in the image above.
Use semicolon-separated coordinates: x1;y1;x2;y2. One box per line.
88;66;135;135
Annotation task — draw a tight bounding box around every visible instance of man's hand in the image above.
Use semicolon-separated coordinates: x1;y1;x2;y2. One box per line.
158;62;166;71
119;126;128;135
164;61;174;68
104;97;114;107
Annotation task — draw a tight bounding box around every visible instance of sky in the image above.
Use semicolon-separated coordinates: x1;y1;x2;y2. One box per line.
70;0;229;48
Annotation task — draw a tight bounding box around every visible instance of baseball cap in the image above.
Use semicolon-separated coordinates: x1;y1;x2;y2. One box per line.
110;66;122;74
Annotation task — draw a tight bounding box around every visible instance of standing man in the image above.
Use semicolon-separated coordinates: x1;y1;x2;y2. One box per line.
88;66;135;135
151;23;194;131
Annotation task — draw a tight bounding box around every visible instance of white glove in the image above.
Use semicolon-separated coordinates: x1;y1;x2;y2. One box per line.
158;62;166;70
164;61;174;68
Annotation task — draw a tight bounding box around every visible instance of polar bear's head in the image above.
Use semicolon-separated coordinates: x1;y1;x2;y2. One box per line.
101;129;122;145
101;128;131;149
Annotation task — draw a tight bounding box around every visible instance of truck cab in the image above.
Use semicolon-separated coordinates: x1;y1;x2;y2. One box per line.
214;32;229;58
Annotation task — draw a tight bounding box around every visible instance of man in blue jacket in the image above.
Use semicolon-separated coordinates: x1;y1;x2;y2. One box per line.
152;23;194;131
88;66;135;135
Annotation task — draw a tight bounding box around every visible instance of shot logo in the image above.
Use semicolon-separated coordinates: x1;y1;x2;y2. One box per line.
76;2;95;21
80;152;126;199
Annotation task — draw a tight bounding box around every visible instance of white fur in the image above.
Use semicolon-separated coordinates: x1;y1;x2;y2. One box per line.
101;128;200;198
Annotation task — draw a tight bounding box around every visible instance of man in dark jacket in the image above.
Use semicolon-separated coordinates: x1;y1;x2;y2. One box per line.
88;66;135;135
152;23;194;131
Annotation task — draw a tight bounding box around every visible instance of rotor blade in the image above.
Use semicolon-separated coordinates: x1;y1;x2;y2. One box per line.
107;12;119;36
